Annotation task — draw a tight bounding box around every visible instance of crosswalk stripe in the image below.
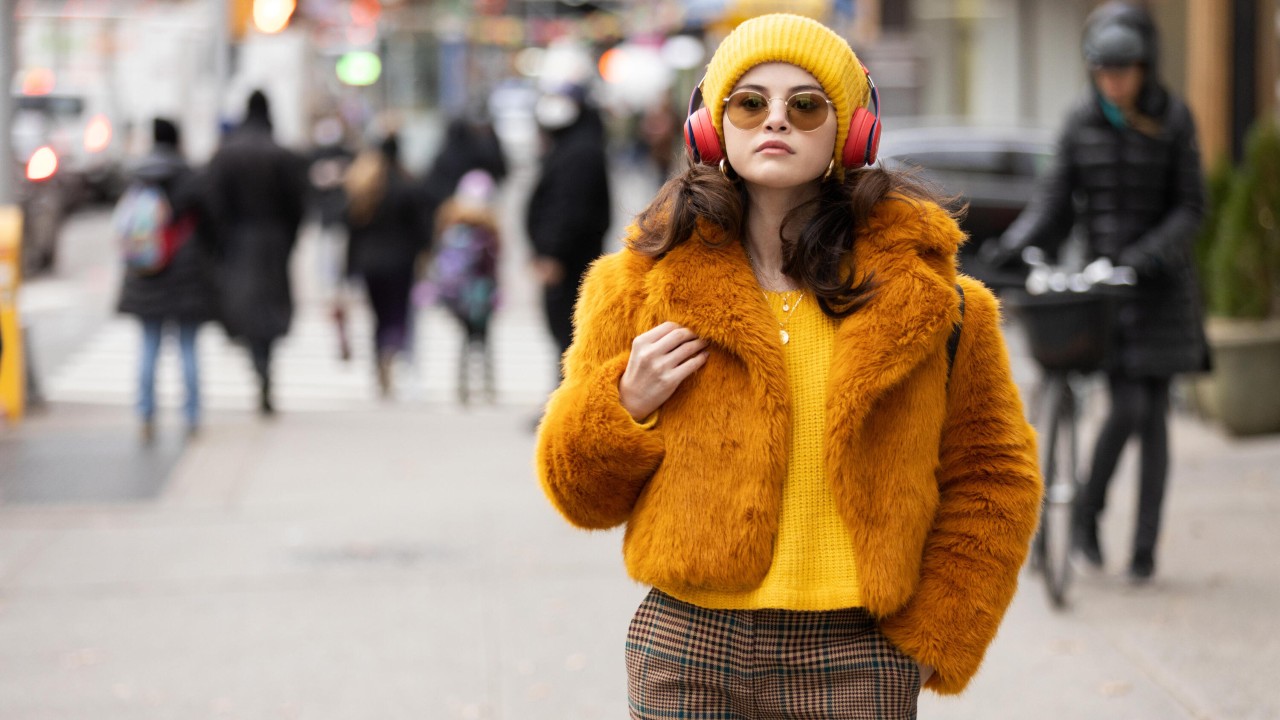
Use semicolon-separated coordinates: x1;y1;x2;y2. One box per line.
44;303;562;412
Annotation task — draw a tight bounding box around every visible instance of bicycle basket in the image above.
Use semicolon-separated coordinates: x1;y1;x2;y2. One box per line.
1004;289;1120;372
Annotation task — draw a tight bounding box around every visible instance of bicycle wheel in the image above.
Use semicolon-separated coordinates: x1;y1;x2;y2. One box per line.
1034;375;1079;609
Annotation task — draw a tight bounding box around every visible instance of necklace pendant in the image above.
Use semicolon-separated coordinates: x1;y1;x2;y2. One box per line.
780;329;790;345
782;302;791;312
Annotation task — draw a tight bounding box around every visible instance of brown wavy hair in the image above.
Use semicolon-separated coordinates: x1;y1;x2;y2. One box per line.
630;162;962;318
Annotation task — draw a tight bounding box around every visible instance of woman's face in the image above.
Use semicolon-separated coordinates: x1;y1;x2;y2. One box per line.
1092;64;1144;109
722;62;837;190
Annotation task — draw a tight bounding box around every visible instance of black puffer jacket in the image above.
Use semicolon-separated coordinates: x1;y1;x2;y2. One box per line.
116;147;218;324
1001;6;1209;377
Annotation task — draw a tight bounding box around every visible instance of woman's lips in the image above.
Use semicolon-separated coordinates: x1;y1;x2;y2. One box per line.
756;141;794;154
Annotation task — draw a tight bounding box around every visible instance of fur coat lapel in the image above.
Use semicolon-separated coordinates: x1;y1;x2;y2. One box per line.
641;198;963;426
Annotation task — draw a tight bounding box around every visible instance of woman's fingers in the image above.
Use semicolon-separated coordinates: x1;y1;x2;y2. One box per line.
667;348;710;382
662;337;709;369
647;325;702;357
632;321;680;348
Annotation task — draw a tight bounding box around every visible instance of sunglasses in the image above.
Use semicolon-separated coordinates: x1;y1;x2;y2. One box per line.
722;90;834;132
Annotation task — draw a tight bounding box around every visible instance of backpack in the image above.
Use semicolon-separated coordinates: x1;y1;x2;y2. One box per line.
112;183;193;274
428;221;499;325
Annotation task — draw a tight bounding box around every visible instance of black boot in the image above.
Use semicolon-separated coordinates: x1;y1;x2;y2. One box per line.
1072;504;1104;569
259;378;275;418
1129;548;1155;583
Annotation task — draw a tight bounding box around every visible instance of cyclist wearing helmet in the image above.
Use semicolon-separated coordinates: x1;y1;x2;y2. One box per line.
990;1;1210;582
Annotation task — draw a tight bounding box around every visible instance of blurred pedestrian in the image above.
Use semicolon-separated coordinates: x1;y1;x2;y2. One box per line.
343;134;430;398
422;111;508;245
535;14;1041;715
308;115;356;361
992;1;1209;582
639;91;680;181
204;90;308;417
424;169;501;405
114;118;217;441
525;84;611;380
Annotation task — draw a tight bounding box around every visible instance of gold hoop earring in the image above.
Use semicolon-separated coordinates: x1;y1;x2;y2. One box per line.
823;159;836;181
719;158;737;181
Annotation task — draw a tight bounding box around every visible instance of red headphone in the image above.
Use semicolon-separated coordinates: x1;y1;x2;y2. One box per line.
684;63;882;171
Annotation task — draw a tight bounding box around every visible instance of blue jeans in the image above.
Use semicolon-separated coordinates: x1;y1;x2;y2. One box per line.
138;319;201;426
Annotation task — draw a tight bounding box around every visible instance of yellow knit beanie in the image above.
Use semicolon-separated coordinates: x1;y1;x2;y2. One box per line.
702;14;870;176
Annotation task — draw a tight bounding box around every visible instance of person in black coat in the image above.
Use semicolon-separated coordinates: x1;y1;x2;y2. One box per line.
204;90;308;416
116;118;217;440
343;134;430;397
525;86;612;379
992;2;1209;582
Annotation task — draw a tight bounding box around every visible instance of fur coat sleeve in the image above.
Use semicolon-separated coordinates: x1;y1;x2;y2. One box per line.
878;276;1042;694
535;245;665;529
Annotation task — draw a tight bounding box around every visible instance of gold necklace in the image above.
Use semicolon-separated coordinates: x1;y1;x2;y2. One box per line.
765;289;804;345
744;246;803;345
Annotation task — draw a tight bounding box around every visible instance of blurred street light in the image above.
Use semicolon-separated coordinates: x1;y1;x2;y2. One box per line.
253;0;296;34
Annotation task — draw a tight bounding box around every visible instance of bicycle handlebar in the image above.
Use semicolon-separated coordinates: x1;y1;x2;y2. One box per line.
1021;247;1136;296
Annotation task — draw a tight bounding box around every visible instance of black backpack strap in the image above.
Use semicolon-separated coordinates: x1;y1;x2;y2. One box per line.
946;283;966;387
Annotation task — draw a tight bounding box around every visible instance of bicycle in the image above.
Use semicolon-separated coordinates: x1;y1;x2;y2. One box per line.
1001;247;1136;609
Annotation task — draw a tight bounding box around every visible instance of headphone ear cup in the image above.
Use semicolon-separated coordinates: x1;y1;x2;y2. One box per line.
684;107;722;165
843;107;881;169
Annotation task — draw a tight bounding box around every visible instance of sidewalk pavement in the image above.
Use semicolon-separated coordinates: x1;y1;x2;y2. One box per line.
1;398;1277;720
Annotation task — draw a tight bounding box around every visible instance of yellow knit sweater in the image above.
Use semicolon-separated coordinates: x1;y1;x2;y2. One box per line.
664;290;863;610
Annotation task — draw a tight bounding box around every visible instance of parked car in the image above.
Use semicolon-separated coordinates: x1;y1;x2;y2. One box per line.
10;90;127;275
9;151;70;276
878;123;1055;284
13;91;127;203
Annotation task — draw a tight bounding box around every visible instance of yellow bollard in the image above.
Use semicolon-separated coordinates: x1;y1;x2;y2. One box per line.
0;204;24;423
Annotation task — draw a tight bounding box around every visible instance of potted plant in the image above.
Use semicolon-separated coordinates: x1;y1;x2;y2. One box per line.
1198;119;1280;435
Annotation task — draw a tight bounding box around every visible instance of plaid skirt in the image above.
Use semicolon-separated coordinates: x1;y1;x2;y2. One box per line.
626;588;921;720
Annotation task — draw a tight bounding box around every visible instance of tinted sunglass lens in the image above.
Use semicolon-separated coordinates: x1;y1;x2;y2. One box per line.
786;93;828;131
727;92;769;129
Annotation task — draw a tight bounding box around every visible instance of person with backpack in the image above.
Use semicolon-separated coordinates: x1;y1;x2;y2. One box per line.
425;169;501;404
534;15;1042;715
115;118;217;441
343;133;431;398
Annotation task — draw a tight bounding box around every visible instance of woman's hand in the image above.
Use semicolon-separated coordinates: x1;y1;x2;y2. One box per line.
619;322;710;421
531;256;565;286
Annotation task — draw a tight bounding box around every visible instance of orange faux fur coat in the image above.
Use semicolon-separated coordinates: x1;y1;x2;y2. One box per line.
535;197;1042;695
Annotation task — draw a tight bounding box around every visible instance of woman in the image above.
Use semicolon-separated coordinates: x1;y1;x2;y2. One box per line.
995;2;1209;582
344;134;430;397
535;13;1042;718
116;118;217;441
